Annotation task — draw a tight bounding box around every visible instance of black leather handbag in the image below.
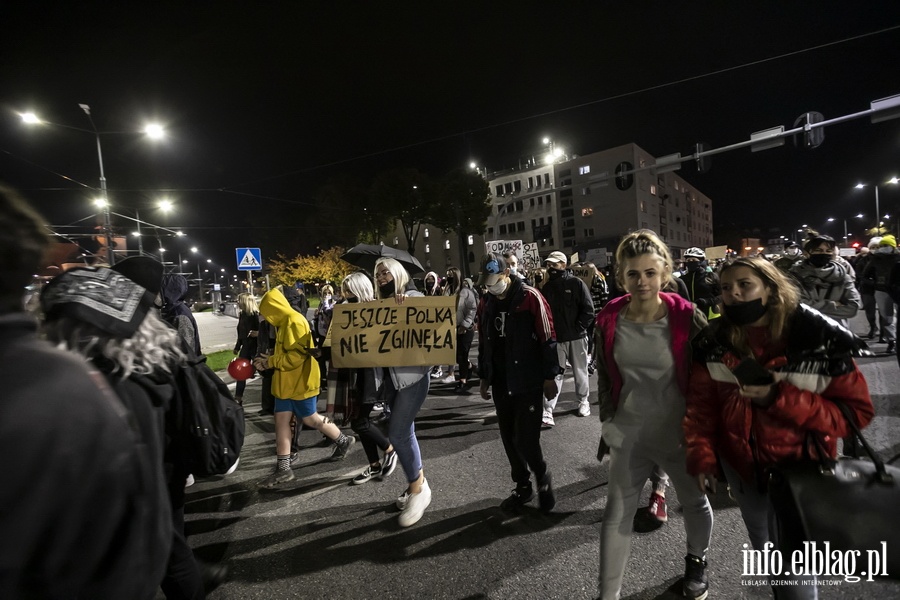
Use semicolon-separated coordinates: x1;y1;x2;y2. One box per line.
767;401;900;579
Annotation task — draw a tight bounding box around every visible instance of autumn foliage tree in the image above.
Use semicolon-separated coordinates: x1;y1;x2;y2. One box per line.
266;246;355;289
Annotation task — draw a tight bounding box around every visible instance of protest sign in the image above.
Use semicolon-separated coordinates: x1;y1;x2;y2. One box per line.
521;242;540;270
569;265;595;289
331;296;456;368
705;245;728;260
583;247;608;268
484;239;523;258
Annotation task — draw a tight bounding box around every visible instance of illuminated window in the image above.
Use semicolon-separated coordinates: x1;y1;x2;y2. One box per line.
425;244;430;253
424;228;429;238
650;184;657;195
579;165;591;175
444;240;450;250
393;237;399;245
467;234;474;245
581;208;593;217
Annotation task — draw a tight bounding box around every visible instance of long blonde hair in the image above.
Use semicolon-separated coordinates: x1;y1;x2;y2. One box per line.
718;257;800;355
374;257;410;299
614;229;674;290
237;292;259;315
341;272;375;302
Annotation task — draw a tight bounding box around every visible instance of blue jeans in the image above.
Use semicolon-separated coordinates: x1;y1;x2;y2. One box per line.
385;374;429;483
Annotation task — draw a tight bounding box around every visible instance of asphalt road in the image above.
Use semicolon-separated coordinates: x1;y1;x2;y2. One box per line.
186;311;900;599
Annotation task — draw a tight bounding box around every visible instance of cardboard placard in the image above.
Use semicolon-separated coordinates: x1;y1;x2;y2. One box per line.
705;245;728;260
484;239;523;257
330;296;456;368
569;266;595;289
521;242;541;270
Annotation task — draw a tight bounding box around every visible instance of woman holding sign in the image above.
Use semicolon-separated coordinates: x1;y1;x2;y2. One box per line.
336;273;400;485
374;257;433;527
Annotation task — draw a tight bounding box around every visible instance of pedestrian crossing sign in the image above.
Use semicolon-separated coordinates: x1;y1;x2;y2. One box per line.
235;247;262;271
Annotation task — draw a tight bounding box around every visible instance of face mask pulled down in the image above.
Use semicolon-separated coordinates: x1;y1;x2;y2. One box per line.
723;298;768;326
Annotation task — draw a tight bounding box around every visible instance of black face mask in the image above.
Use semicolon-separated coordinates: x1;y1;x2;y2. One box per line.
379;281;395;296
447;276;456;286
686;261;703;273
548;268;565;279
807;254;832;268
723;298;768;326
346;297;359;303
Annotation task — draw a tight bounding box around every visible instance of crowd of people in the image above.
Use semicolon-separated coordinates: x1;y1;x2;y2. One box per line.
1;177;885;600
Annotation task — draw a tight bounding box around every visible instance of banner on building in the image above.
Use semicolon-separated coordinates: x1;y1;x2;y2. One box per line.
330;296;456;368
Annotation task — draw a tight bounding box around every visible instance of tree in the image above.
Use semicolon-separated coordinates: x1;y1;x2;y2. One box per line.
432;168;491;235
369;168;436;254
266;246;355;290
309;175;388;247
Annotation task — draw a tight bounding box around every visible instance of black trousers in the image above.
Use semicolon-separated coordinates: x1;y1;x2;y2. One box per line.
351;401;391;464
456;328;475;380
491;376;548;490
160;504;203;600
259;370;274;413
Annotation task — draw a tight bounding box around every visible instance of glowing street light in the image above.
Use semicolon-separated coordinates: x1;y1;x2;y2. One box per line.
20;105;166;265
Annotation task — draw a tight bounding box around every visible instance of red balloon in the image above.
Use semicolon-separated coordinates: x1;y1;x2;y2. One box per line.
228;357;254;381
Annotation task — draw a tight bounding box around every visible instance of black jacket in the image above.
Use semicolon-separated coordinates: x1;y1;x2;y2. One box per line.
478;277;561;395
539;270;594;342
862;249;900;292
679;266;721;313
0;314;171;600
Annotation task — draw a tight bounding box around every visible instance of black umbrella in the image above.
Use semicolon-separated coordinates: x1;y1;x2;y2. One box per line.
341;244;425;276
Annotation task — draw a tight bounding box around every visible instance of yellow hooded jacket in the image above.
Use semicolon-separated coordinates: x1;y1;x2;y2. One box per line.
259;288;320;401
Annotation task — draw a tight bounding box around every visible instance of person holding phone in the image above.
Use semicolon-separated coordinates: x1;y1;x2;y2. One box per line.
594;230;713;600
685;257;873;599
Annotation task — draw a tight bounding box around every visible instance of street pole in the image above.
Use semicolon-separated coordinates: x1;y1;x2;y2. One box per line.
81;104;115;266
135;208;144;256
876;185;881;235
844;219;849;247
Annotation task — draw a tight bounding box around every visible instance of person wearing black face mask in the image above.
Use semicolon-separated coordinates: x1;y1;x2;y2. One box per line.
685;257;873;600
679;248;721;320
789;235;860;328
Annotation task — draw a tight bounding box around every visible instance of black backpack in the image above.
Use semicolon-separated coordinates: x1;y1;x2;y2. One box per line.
172;354;245;477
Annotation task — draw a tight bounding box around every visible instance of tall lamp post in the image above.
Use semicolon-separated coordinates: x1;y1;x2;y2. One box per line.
78;104;115;264
21;106;165;266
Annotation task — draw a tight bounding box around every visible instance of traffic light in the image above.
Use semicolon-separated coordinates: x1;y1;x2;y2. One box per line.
792;111;825;149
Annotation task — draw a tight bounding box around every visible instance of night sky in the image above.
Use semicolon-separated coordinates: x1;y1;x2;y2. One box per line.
3;2;900;270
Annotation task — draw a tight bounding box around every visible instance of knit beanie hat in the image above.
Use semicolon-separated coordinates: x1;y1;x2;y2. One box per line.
879;235;897;248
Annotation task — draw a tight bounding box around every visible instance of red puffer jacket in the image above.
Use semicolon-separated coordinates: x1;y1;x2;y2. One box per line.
684;304;874;484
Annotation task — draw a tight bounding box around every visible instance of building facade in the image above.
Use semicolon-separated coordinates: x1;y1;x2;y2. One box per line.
487;143;714;264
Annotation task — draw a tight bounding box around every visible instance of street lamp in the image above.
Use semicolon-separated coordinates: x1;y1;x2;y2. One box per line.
854;180;899;235
20;106;166;265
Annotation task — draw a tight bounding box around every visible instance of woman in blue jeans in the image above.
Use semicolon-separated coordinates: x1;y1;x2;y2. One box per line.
374;257;432;527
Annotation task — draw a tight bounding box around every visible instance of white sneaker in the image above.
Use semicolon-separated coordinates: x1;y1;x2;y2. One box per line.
185;474;195;488
398;478;432;527
440;375;456;384
430;368;443;379
577;399;591;417
542;411;555;427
